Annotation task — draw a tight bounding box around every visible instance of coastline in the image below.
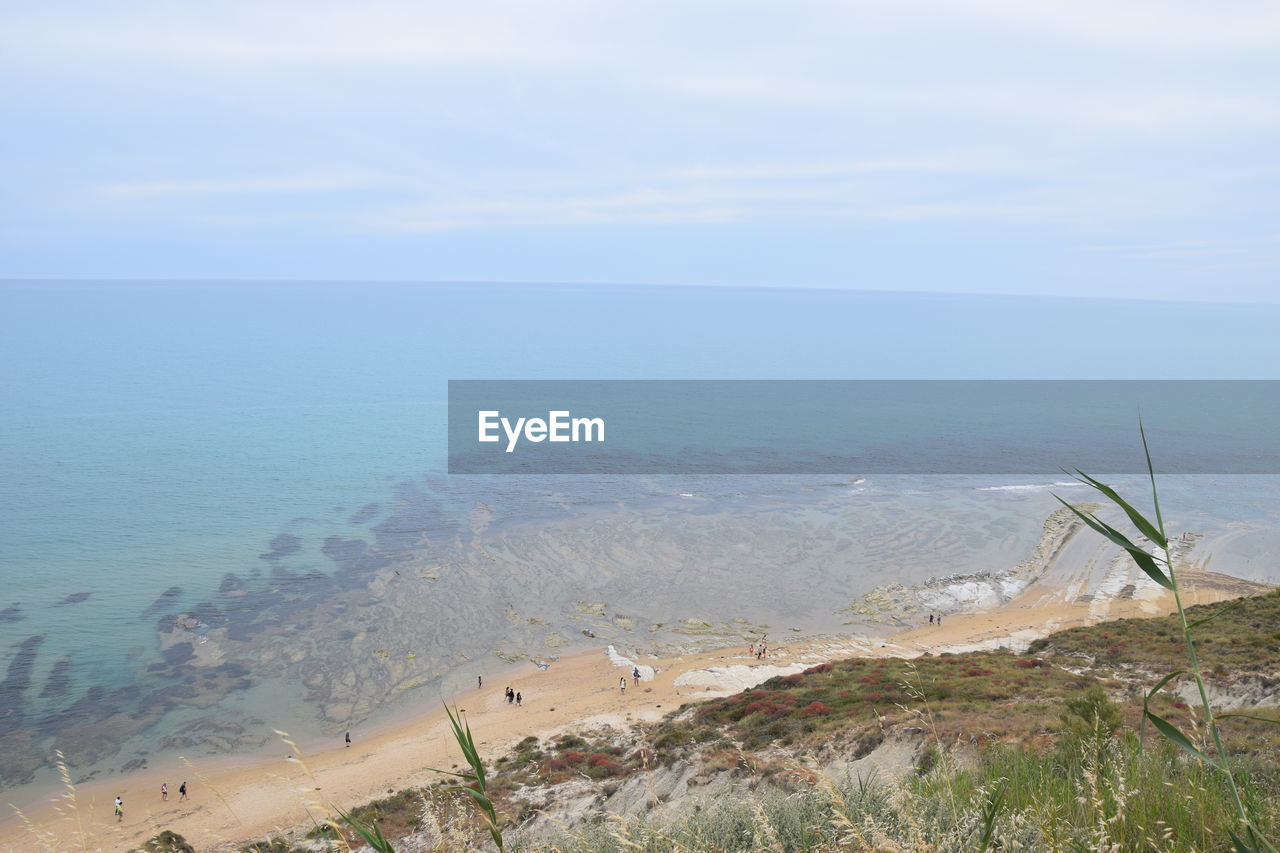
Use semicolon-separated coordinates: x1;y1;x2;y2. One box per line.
3;564;1265;853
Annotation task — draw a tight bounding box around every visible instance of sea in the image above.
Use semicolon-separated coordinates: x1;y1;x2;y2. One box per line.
2;281;1278;807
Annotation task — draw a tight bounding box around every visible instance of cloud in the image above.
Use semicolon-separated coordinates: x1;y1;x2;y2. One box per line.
97;174;388;198
4;1;1280;297
667;152;1031;181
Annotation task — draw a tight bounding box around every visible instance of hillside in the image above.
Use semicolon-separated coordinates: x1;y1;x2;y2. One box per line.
184;589;1280;853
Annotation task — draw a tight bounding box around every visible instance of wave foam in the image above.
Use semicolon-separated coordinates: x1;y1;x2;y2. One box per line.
975;482;1085;492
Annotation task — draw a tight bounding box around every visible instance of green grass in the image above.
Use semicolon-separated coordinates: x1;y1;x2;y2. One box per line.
1030;588;1280;673
672;653;1109;752
135;831;195;853
513;734;1280;852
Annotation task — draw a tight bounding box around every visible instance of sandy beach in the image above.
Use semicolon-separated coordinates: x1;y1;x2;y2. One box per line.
2;562;1264;853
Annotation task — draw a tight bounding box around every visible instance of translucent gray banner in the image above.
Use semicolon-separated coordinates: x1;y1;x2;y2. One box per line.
447;380;1279;474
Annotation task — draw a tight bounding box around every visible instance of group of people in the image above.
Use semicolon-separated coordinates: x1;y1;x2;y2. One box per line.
114;780;188;822
748;637;769;659
927;613;944;626
619;667;641;693
505;686;522;705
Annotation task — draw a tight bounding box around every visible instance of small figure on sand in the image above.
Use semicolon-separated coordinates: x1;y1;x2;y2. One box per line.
748;643;755;656
633;667;641;687
937;615;943;626
161;782;167;801
506;686;514;704
516;691;522;706
477;675;483;689
114;796;123;822
928;613;934;624
619;676;626;693
179;781;188;801
345;731;351;748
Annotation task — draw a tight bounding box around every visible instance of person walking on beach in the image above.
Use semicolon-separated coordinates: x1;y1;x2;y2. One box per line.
619;676;626;694
115;796;123;822
179;781;188;801
477;675;483;689
506;686;514;704
928;613;934;624
516;691;522;706
345;731;351;748
748;643;755;656
161;782;168;801
633;667;640;687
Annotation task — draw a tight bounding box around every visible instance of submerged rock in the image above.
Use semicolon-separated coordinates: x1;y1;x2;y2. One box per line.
39;658;72;699
259;533;303;561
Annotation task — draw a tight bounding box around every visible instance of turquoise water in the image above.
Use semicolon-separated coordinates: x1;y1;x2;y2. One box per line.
2;281;1279;796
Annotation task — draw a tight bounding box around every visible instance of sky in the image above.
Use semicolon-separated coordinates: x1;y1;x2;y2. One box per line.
2;1;1279;301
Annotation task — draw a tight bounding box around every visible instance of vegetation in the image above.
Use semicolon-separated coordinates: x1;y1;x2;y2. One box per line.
522;734;1278;852
429;703;506;851
136;831;195;853
1028;592;1280;673
236;841;311;853
1050;426;1277;851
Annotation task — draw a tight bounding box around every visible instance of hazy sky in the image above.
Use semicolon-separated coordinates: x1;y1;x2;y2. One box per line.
3;1;1279;300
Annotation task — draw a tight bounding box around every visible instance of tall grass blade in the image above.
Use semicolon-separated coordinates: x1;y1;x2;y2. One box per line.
1218;712;1280;726
1051;496;1173;589
337;807;396;852
428;704;505;852
975;780;1006;851
1067;467;1167;547
1140;670;1185;748
1138;417;1167;536
1187;597;1250;630
1146;707;1216;767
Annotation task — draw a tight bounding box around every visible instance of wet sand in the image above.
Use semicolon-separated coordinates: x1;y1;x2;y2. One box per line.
3;567;1265;853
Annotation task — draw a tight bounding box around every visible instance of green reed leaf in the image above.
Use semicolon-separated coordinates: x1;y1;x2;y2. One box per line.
1068;467;1167;548
1052;496;1173;589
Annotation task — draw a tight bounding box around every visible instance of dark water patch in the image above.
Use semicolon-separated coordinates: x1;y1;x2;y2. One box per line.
217;662;250;678
39;658;72;699
260;533;303;561
0;728;45;786
0;635;45;731
162;643;195;667
219;573;246;595
269;563;300;581
158;715;269;754
54;693;159;768
54;592;91;606
370;483;460;552
145;587;183;613
139;681;200;710
348;502;380;525
0;603;23;623
120;757;148;773
188;602;227;628
322;536;390;576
